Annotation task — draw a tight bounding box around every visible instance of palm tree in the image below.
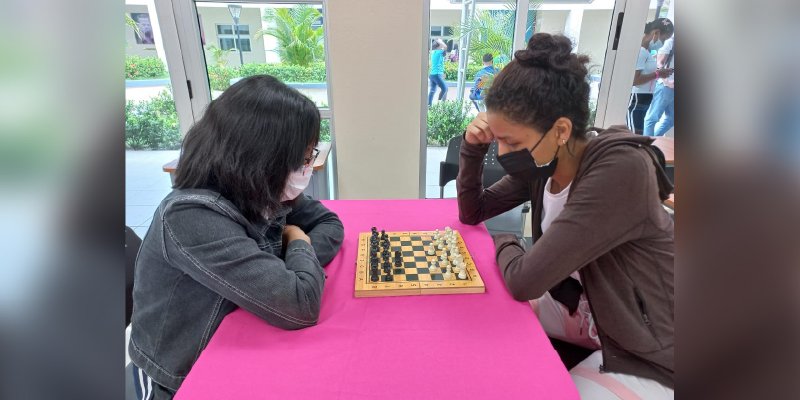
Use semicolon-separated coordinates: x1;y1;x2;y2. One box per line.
255;5;324;66
453;1;540;65
205;45;235;68
126;14;141;38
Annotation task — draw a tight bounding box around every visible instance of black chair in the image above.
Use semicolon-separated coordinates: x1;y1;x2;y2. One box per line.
438;136;530;238
438;136;462;198
125;226;142;400
125;226;142;327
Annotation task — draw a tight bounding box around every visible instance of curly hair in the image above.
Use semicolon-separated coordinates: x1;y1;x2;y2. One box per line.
484;33;591;140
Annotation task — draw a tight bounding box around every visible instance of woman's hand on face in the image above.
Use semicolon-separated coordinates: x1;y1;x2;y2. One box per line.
465;112;495;145
283;224;311;245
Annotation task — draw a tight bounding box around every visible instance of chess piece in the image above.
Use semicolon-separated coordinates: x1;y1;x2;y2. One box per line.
443;267;453;280
384;273;393;282
427;245;435;256
458;269;467;279
370;271;379;282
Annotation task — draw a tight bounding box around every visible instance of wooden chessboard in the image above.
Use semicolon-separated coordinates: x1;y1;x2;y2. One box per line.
354;230;486;298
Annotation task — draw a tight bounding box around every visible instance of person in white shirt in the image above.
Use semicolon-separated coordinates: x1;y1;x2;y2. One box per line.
644;34;675;136
627;18;674;134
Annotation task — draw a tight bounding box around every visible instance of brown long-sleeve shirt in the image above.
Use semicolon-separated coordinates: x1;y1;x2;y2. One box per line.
457;126;674;387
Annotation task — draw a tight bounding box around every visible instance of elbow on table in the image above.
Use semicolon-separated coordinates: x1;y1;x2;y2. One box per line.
508;284;532;302
502;271;537;302
270;304;321;331
458;211;482;226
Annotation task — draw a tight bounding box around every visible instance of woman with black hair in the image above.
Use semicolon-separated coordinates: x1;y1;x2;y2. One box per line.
627;18;674;134
128;75;344;399
457;34;674;398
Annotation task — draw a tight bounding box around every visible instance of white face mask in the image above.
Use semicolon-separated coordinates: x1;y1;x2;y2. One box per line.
280;165;313;202
649;38;664;51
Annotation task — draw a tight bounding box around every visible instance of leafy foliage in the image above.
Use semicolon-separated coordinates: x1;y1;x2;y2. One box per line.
453;1;540;65
206;63;326;91
125;55;167;80
125;90;181;150
427;100;472;146
205;45;236;68
256;5;324;66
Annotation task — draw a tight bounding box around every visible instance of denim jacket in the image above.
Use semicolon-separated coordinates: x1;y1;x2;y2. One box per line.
128;189;344;392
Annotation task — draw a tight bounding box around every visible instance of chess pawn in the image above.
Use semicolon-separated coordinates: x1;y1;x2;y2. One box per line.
443;265;453;280
427;245;436;256
429;260;438;272
439;254;448;264
458;269;467;280
437;242;445;250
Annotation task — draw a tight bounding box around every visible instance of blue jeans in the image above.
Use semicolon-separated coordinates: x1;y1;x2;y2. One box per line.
428;74;447;106
644;81;674;136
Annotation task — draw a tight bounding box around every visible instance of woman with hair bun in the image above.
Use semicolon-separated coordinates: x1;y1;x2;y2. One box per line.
456;33;674;398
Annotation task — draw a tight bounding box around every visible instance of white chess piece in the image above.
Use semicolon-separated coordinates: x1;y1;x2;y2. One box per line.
458;269;467;279
427;245;435;255
443;266;453;280
429;260;438;272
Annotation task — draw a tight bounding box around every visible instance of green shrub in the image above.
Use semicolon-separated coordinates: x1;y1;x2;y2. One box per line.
125;55;168;80
206;63;327;91
443;62;484;82
125;90;181;150
238;62;326;82
427;100;471;146
207;65;238;92
320;119;331;142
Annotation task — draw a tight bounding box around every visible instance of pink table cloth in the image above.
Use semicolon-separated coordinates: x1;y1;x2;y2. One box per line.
176;199;578;399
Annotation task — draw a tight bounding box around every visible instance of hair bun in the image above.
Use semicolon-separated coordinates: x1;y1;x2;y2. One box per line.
514;33;589;73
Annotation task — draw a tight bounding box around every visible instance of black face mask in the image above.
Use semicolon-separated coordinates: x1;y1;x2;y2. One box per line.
497;130;559;181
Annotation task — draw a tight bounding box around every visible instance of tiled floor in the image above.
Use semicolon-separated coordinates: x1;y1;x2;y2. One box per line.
125;150;179;239
125;147;454;238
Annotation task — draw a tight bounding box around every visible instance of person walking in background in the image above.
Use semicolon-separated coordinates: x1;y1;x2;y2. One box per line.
428;38;448;106
627;18;673;134
644;33;675;137
469;53;499;112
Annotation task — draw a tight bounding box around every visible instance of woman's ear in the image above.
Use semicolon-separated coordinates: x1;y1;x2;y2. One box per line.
553;117;573;145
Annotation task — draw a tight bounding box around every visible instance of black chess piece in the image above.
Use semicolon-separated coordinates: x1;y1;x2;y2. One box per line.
394;250;402;260
382;261;391;273
370;273;379;282
384;270;393;282
394;259;402;268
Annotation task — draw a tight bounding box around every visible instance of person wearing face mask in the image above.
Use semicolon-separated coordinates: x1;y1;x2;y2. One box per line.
456;33;674;399
128;75;344;399
627;18;674;135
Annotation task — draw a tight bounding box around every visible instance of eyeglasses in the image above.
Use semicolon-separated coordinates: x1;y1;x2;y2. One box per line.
303;147;320;169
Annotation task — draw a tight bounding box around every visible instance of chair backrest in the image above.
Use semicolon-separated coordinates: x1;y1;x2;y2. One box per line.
482;141;507;187
444;135;462;164
125;226;142;326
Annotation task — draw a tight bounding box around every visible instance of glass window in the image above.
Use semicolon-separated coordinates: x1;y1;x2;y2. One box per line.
196;3;331;115
125;1;184;238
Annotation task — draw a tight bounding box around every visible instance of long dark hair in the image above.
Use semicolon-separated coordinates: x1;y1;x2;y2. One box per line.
484;33;591;141
174;75;320;221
